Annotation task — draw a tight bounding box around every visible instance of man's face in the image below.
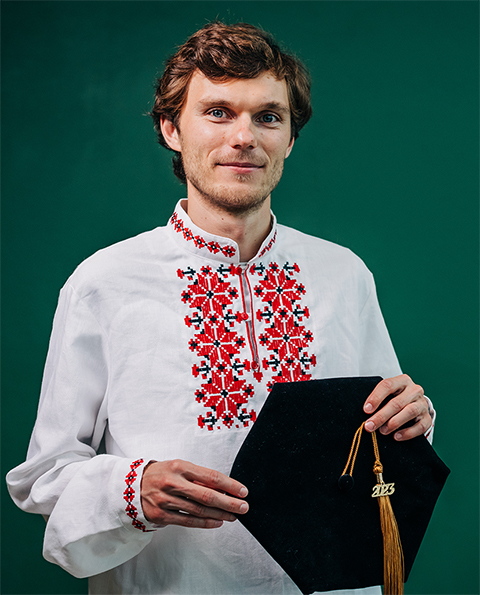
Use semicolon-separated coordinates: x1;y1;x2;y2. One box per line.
162;71;294;215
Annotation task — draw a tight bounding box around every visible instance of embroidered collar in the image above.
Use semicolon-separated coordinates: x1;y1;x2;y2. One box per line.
168;200;278;264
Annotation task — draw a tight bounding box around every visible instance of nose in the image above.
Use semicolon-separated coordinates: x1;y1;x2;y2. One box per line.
229;116;257;150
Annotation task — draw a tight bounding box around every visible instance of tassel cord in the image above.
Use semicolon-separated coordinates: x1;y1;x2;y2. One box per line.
341;423;365;477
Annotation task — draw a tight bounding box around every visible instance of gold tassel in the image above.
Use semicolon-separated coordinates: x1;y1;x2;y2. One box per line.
371;433;405;595
341;424;405;595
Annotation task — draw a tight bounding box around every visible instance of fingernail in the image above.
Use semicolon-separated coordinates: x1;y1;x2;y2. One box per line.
394;432;402;441
364;403;373;413
239;502;249;514
365;421;375;432
239;487;248;497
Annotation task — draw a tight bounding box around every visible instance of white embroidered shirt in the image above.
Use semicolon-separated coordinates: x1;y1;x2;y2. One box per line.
7;200;433;595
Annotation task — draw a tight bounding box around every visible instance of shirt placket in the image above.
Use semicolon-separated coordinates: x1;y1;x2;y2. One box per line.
234;264;262;380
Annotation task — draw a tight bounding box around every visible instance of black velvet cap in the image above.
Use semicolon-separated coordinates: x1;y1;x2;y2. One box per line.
230;377;450;594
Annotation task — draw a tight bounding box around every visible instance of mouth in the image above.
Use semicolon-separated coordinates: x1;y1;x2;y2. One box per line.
218;162;264;174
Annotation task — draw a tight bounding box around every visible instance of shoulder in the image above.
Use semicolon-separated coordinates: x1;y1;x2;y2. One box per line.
275;223;371;276
64;227;168;297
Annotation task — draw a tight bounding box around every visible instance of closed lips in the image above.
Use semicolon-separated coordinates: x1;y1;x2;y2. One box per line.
219;162;264;168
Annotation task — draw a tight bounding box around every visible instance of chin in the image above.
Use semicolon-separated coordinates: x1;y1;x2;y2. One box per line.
212;191;269;214
205;190;269;215
189;177;272;215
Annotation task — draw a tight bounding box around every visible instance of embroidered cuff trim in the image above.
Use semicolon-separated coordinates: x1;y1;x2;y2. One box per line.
124;459;153;532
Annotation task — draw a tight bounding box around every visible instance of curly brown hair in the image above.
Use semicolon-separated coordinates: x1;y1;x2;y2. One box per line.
150;22;312;184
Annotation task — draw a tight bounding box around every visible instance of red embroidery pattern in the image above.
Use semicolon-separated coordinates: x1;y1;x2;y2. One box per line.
258;230;277;258
253;262;316;389
171;212;236;258
179;265;256;431
124;459;152;532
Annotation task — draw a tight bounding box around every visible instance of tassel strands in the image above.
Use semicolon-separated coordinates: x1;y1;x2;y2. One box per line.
340;423;405;595
371;431;405;595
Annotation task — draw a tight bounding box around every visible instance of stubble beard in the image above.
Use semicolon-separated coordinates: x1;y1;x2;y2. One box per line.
182;151;286;217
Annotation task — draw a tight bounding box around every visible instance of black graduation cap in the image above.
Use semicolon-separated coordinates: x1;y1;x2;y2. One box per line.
230;377;450;595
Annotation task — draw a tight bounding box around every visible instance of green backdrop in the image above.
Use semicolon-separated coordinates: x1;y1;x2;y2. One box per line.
2;2;478;594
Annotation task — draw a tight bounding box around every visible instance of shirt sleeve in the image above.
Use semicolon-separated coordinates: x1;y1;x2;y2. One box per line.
358;271;435;444
6;283;157;578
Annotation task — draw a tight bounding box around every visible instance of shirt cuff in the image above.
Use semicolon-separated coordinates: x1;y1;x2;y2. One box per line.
122;459;158;533
423;395;436;444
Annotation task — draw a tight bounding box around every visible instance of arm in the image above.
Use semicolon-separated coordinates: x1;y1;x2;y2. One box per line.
7;283;248;578
7;283;151;577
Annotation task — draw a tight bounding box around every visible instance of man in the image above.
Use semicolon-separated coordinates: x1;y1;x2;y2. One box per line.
7;22;434;595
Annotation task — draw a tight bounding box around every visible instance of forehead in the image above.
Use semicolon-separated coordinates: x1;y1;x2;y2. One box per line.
183;70;290;113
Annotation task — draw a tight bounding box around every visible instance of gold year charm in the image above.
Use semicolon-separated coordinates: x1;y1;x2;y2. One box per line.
372;482;395;497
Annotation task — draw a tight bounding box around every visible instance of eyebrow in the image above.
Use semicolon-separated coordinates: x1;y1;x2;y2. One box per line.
195;98;290;117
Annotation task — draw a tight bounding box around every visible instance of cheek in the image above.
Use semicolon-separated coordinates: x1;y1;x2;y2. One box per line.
190;134;224;160
271;145;291;163
265;133;293;158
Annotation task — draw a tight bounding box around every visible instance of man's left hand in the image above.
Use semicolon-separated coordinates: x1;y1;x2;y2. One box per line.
363;374;432;441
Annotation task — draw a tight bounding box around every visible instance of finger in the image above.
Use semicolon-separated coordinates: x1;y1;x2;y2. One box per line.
389;414;433;442
163;495;238;522
159;510;226;529
181;461;248;498
142;492;238;526
364;387;424;433
180;479;249;516
363;375;413;414
172;461;249;514
376;400;430;436
192;479;230;495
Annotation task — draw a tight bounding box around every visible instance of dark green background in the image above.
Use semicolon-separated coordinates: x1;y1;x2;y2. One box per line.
2;2;478;594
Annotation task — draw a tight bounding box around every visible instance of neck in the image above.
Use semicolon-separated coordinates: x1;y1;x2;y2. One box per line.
184;195;272;262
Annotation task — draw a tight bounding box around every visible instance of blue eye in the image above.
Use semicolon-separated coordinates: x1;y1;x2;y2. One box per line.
210;109;225;118
259;113;279;124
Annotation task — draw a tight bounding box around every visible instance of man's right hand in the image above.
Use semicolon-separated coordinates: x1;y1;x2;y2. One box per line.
140;459;249;528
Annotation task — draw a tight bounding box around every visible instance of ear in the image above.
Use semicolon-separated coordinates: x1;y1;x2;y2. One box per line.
285;136;295;159
160;116;182;152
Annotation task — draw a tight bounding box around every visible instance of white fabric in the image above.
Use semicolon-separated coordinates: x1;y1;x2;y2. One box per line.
7;200;431;595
